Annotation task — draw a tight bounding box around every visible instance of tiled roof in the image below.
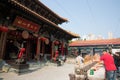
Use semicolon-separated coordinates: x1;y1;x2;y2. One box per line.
69;38;120;47
9;0;77;38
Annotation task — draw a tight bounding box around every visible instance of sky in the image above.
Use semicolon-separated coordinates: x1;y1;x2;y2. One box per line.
40;0;120;39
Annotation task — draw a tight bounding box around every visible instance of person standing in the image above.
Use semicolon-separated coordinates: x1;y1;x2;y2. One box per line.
100;50;117;80
113;52;120;73
75;53;84;65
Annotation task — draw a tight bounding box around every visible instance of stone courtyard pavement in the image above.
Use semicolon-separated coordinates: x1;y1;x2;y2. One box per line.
0;63;75;80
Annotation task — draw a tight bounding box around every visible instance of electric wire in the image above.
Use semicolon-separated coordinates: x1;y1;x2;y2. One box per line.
53;0;76;22
86;0;97;28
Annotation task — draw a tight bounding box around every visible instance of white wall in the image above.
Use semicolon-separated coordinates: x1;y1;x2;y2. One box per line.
112;49;120;54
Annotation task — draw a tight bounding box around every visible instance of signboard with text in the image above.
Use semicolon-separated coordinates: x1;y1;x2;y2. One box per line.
13;16;40;33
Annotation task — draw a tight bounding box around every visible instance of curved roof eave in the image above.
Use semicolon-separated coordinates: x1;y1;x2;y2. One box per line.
10;0;75;38
36;0;68;22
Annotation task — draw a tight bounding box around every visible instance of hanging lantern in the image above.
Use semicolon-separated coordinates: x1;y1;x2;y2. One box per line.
0;26;9;32
54;41;59;45
40;37;47;41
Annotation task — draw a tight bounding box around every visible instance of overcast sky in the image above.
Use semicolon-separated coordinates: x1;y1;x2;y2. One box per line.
40;0;120;39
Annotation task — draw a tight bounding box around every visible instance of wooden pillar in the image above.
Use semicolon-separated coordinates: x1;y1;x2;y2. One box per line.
42;40;45;56
36;38;39;55
25;39;31;60
61;42;64;55
51;41;54;59
0;32;7;59
36;37;41;60
65;44;68;55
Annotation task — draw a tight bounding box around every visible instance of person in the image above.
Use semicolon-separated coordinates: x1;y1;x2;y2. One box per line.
100;50;117;80
75;53;84;65
74;53;84;75
113;52;120;73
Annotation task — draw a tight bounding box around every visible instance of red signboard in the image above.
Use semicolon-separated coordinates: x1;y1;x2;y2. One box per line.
13;16;40;33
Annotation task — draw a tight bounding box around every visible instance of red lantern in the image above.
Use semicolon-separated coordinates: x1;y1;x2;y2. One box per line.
54;41;59;45
0;26;9;32
40;37;47;41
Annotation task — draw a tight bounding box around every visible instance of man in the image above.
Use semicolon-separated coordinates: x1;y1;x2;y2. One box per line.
100;50;117;80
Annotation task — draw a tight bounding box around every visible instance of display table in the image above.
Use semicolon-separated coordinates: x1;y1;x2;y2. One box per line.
69;61;97;80
87;65;105;80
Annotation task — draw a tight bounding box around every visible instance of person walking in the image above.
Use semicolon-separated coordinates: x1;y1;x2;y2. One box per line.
100;50;117;80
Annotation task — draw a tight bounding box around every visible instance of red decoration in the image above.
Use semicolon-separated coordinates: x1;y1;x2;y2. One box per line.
55;50;59;58
18;48;25;59
40;37;47;41
54;41;59;45
0;26;9;32
53;50;59;61
13;16;40;33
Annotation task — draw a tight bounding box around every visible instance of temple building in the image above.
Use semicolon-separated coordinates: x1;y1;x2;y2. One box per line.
0;0;79;62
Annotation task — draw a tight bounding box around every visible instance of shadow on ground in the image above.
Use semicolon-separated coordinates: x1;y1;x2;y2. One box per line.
0;78;3;80
14;67;42;75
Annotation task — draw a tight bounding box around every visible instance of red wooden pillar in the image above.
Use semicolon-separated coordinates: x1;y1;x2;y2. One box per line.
61;42;64;55
36;37;46;59
42;40;44;54
40;37;46;55
26;39;30;60
36;37;40;60
51;41;54;59
0;32;7;59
